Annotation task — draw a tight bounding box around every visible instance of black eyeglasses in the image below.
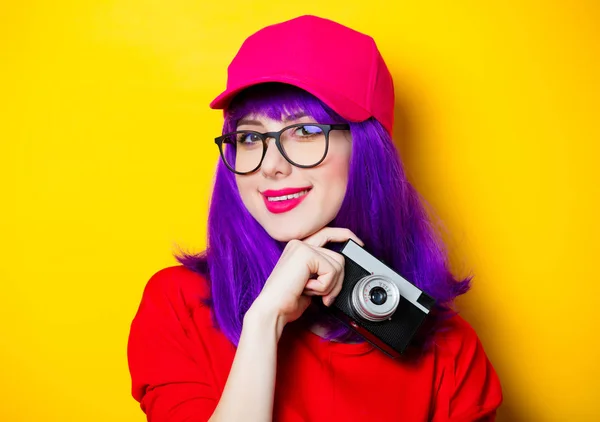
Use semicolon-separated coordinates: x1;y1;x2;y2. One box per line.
214;123;350;175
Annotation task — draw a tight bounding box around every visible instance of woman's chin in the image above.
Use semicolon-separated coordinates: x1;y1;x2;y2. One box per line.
267;230;309;243
265;224;320;243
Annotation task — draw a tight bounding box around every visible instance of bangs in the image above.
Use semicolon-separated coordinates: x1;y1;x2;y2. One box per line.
223;83;347;132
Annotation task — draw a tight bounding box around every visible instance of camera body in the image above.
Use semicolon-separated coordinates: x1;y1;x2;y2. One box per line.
329;239;436;357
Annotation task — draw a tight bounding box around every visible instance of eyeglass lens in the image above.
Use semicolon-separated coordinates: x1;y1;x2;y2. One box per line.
221;124;327;173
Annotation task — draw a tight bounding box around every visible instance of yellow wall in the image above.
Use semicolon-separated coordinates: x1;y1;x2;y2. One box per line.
1;1;598;421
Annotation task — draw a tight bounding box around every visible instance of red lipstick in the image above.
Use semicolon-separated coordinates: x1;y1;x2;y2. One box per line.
261;187;312;214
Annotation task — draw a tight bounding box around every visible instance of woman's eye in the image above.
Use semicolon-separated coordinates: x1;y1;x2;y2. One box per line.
238;133;260;143
297;125;323;136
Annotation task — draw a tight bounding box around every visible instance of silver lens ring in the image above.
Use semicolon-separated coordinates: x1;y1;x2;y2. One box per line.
351;274;401;322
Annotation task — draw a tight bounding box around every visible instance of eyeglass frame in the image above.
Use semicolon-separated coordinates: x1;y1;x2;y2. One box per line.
214;123;350;175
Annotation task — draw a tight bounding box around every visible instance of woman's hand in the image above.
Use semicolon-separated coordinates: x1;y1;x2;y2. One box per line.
247;227;364;338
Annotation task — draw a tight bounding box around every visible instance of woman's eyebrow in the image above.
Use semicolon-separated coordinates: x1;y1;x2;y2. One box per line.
236;118;263;127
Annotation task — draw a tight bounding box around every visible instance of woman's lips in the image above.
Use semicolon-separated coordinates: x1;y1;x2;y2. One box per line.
261;188;311;214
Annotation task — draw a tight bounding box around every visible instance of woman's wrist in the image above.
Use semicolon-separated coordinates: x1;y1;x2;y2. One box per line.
245;300;286;342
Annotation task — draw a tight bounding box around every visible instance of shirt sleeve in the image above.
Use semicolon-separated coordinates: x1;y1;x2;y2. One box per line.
432;317;503;422
127;266;221;422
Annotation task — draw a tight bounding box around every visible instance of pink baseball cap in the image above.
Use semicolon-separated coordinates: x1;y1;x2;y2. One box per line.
209;15;395;134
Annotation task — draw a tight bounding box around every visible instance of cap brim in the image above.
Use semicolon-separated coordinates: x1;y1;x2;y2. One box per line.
209;75;371;123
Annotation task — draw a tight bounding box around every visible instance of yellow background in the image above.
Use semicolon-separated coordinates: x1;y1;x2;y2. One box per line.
1;1;599;421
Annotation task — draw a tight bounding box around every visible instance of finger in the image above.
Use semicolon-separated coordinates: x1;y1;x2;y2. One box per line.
322;273;344;307
309;247;345;306
300;248;339;295
304;247;343;294
312;246;345;269
302;227;364;248
320;257;345;306
301;288;320;296
275;242;335;296
305;273;336;294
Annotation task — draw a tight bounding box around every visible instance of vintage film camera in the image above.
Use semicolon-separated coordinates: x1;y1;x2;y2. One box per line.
328;239;436;357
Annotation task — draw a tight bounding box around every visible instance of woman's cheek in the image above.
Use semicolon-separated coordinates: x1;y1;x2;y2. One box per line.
235;176;260;216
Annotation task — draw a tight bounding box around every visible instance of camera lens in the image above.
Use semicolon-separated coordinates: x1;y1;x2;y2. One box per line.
351;275;400;322
369;286;387;305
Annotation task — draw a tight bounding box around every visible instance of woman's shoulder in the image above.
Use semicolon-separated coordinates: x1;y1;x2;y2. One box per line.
138;265;212;310
427;313;503;417
434;312;478;339
430;312;493;364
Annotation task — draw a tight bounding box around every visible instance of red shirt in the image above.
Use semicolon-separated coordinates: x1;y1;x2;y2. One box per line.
128;266;502;421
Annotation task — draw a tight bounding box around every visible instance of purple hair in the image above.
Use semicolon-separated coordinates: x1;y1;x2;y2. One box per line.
176;83;470;348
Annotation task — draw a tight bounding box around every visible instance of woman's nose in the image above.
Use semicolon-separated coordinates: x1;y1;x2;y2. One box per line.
260;138;292;178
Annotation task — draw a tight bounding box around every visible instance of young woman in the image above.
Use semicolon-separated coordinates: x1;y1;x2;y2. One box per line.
128;15;502;421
